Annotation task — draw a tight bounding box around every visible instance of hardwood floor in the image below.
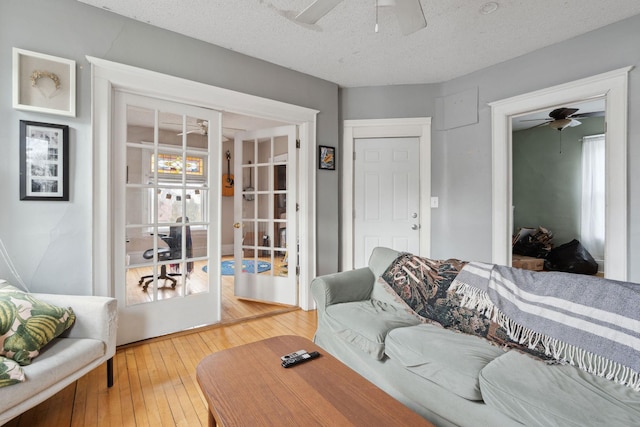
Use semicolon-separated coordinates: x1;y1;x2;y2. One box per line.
123;256;294;324
5;309;318;427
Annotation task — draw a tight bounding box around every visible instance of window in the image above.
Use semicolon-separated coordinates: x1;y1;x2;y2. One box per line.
152;153;204;176
581;134;605;268
153;184;206;224
147;151;207;225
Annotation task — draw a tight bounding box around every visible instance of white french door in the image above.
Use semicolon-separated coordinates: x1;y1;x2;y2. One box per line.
233;126;298;306
114;91;221;345
354;137;421;268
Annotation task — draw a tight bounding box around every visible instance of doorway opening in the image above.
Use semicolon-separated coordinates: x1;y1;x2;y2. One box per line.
89;56;318;344
511;99;606;274
490;66;631;280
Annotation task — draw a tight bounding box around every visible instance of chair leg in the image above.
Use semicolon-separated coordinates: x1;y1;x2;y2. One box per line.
140;265;182;291
107;357;114;388
142;276;177;291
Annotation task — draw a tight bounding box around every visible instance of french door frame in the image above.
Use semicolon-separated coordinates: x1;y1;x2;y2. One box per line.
88;56;319;310
342;118;432;270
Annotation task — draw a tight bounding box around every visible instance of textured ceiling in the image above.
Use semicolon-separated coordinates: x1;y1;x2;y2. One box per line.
77;0;640;87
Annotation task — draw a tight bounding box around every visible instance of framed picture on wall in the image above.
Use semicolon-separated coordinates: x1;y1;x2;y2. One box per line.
12;48;76;117
20;120;70;201
319;145;336;170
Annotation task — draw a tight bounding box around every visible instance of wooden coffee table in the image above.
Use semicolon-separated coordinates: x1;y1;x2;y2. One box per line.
196;335;433;426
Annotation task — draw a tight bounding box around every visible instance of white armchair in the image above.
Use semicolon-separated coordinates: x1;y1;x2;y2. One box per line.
0;293;117;425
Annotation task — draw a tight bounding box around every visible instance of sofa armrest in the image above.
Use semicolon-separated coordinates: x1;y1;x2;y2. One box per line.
31;293;118;359
311;267;375;318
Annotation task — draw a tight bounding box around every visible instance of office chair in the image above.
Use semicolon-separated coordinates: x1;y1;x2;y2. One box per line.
138;218;192;292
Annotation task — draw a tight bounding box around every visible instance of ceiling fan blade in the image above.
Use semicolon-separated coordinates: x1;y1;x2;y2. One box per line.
568;119;582;127
572;111;605;119
177;130;200;136
520;118;552;122
394;0;427;35
522;122;550;131
549;107;579;120
295;0;344;24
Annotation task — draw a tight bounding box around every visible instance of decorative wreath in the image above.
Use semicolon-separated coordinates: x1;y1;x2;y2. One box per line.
30;70;61;90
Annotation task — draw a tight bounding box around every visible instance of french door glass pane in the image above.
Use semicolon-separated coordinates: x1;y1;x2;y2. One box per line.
124;104;212;307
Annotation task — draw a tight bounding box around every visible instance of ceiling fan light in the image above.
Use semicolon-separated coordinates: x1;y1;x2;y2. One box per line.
549;118;572;131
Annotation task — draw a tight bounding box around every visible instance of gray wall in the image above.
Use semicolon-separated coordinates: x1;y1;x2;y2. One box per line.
512;117;605;245
341;14;640;281
0;0;339;294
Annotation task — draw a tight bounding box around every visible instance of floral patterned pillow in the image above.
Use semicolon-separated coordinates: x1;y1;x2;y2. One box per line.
380;253;491;334
0;356;25;387
0;285;76;365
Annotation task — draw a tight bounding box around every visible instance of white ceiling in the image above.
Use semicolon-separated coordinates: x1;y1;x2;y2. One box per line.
78;0;640;87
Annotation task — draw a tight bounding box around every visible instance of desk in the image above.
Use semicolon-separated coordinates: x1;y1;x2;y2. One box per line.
196;335;433;426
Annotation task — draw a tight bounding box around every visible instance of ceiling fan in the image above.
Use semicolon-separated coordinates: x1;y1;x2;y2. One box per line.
176;120;209;136
296;0;427;35
522;107;604;131
163;119;246;142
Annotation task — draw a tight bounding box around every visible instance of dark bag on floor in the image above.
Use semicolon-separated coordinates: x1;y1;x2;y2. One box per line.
544;239;598;275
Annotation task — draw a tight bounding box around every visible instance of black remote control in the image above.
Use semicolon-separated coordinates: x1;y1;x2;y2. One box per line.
281;349;307;361
281;351;320;368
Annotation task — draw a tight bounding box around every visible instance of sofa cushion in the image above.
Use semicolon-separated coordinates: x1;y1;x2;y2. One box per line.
479;350;640;427
0;356;25;387
0;337;104;410
324;300;421;360
0;285;76;365
385;323;505;401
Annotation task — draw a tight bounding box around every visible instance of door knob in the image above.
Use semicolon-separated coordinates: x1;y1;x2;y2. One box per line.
233;222;241;229
411;224;421;230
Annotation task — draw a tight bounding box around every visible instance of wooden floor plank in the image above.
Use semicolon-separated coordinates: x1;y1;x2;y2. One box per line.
155;339;200;427
140;343;174;427
114;350;135;427
125;347;152;427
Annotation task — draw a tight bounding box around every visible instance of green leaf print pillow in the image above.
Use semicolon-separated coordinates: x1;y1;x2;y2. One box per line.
0;356;25;387
0;285;76;365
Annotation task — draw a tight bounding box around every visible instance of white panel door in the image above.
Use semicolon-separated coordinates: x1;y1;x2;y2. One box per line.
354;137;420;268
114;92;221;345
233;126;298;306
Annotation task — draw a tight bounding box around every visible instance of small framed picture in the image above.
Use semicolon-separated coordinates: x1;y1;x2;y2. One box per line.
319;145;336;170
20;120;69;201
12;48;76;117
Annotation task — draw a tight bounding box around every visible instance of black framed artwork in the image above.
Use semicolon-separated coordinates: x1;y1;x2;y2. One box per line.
19;120;69;201
319;145;335;170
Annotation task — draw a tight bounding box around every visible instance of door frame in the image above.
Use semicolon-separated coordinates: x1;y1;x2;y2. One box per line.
489;66;632;280
88;56;319;310
342;118;431;270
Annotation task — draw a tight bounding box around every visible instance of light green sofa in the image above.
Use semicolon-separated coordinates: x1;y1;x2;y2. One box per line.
311;247;640;427
0;290;118;425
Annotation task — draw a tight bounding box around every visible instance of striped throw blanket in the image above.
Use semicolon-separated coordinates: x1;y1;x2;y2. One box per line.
452;262;640;390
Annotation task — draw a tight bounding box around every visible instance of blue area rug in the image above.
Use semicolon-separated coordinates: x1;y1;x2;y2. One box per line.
203;260;271;275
